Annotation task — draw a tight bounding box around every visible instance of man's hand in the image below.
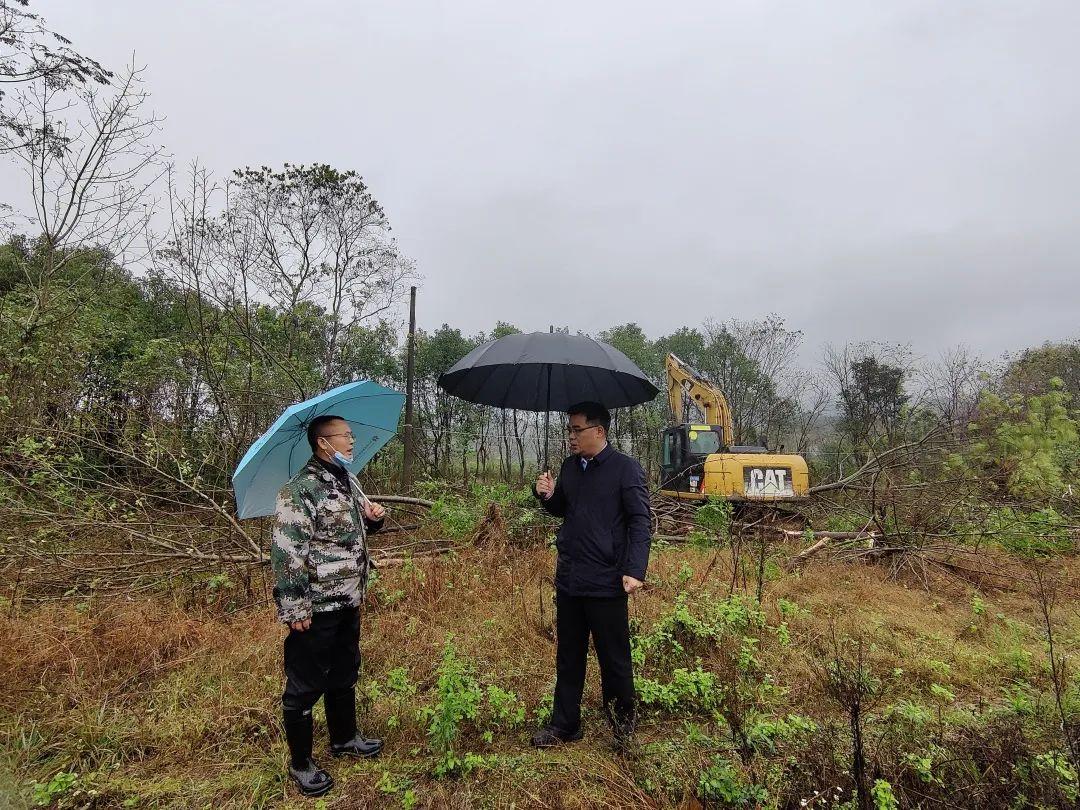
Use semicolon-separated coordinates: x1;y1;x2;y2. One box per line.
622;575;644;595
289;617;312;632
535;470;555;500
363;500;385;521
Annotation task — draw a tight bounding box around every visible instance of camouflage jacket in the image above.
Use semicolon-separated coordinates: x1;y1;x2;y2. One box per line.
271;456;382;623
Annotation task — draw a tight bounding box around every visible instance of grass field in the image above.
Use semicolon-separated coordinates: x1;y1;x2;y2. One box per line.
3;538;1078;808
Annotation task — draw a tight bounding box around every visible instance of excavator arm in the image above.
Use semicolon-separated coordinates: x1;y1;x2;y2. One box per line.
665;353;735;446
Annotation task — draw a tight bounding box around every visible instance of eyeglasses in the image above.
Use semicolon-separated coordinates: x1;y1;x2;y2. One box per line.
566;425;601;436
321;432;355;441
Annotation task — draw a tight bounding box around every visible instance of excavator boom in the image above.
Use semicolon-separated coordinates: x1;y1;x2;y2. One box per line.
665;353;734;446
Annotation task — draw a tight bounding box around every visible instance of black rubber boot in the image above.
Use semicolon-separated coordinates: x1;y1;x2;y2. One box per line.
326;689;384;758
288;759;334;797
330;736;383;758
529;725;584;748
283;708;334;796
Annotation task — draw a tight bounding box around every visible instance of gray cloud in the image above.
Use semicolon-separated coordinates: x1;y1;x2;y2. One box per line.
8;0;1080;360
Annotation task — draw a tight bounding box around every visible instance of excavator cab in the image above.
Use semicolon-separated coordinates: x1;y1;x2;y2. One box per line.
661;424;723;494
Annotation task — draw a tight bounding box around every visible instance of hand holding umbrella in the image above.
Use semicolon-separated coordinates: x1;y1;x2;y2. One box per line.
535;470;555;500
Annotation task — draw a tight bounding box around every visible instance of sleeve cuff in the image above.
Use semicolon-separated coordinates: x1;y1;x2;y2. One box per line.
277;601;312;624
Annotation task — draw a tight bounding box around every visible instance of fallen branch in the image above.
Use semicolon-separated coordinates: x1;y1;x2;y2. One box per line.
786;537;830;570
784;530;879;571
780;530;879;541
371;549;448;567
373;523;422;535
368;495;434;508
808;426;945;495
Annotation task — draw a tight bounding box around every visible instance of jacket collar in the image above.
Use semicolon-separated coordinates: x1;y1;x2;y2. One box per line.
579;443;613;466
303;455;341;487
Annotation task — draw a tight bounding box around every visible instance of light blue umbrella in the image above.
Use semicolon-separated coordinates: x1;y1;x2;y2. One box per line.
232;380;405;519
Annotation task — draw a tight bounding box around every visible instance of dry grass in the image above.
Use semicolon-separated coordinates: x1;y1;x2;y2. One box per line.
2;538;1077;808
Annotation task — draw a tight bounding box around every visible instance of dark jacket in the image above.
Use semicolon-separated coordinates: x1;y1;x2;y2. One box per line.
535;444;652;597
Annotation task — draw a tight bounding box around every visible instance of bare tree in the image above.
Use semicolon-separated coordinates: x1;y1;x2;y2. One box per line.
229;164;415;387
4;62;162;257
152;162;416;469
789;371;832;455
0;62;164;423
920;345;994;438
1;0;111;153
701;315;805;447
152;164;286;464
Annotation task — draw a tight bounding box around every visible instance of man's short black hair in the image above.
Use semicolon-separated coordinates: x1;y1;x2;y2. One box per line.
567;401;610;432
307;414;347;452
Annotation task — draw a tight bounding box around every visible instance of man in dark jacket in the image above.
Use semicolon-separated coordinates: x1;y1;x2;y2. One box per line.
530;401;652;749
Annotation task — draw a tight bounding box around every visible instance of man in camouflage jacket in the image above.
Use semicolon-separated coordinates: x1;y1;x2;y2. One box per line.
271;413;387;797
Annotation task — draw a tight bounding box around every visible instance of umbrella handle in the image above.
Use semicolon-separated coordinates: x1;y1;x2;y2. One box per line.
348;472;371;510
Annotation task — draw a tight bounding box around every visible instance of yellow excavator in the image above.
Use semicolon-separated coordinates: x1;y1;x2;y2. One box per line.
659;353;810;503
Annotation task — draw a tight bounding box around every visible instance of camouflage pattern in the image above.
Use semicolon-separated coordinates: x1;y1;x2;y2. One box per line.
271;456;375;623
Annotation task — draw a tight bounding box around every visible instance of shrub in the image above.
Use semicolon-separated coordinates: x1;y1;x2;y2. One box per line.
416;636;528;776
983;507;1073;556
698;757;768;806
695;497;733;543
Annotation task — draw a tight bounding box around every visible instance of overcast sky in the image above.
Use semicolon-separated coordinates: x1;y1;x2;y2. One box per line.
13;1;1080;361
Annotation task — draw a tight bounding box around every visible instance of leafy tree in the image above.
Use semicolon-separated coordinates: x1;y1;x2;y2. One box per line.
0;239;167;428
655;326;708;372
827;344;912;464
600;323;662;465
960;380;1080;503
1003;341;1080;401
491;321;520;340
601;322;659;375
413;325;481;475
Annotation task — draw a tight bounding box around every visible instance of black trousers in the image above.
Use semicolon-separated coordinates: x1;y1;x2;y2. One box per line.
550;593;635;735
282;606;361;715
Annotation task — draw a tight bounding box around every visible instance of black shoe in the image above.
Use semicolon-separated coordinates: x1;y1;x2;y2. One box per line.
330;734;383;758
288;758;334;797
530;725;583;748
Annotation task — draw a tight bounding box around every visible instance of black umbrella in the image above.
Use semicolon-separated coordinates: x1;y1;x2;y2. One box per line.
438;331;659;468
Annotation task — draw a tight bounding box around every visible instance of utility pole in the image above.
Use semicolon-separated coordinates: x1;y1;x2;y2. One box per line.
543;324;553;471
402;286;417;489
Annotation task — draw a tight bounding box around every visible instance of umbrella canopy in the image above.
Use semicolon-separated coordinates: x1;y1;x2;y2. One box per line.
438;331;658;412
232;380;405;519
